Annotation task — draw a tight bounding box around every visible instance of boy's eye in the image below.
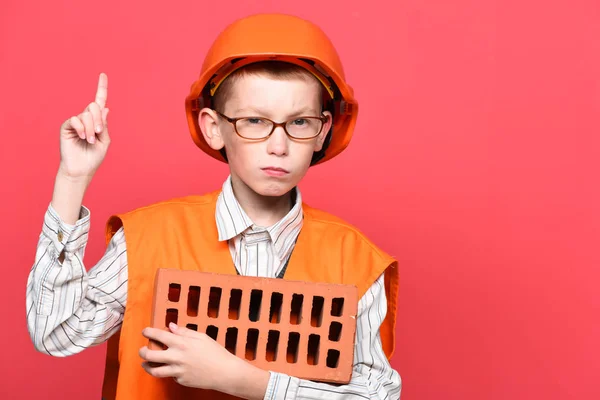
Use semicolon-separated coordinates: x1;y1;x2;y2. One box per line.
246;118;264;125
291;118;308;126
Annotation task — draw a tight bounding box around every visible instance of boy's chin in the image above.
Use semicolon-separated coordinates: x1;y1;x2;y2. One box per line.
249;181;296;199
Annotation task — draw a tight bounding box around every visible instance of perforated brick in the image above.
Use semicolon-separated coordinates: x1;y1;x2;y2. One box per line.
149;269;358;384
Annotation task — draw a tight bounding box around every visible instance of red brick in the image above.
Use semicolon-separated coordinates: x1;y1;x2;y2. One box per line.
149;269;358;384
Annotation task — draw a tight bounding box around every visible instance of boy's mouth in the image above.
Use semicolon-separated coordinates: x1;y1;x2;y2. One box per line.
261;167;290;177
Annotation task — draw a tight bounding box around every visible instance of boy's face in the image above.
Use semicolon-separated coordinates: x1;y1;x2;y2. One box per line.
199;74;332;198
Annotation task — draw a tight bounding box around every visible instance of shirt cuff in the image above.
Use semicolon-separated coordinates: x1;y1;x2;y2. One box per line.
43;203;91;254
263;372;298;400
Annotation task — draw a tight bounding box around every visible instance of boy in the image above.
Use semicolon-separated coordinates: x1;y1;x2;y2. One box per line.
26;13;401;400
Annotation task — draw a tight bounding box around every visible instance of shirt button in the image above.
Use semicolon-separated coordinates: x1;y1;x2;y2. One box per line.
57;231;64;242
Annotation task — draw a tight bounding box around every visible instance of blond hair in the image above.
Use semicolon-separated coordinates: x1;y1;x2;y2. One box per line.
212;61;324;112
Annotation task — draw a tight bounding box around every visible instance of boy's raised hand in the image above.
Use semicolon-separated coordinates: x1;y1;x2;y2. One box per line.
58;73;110;181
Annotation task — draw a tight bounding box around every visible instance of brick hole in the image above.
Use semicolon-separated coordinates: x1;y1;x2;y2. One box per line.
225;327;238;355
286;332;300;363
328;321;342;342
245;329;259;361
187;286;200;317
228;289;242;320
290;294;304;325
269;292;283;323
165;308;178;328
326;349;340;368
206;325;219;341
207;287;222;318
266;330;280;362
168;283;181;302
331;297;345;317
311;296;325;327
186;323;198;331
249;289;263;322
307;334;320;365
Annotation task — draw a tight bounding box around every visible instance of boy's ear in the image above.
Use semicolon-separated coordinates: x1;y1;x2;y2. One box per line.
198;108;225;150
314;111;333;152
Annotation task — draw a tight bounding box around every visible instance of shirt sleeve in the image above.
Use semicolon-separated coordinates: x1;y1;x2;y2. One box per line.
26;203;128;356
263;274;402;400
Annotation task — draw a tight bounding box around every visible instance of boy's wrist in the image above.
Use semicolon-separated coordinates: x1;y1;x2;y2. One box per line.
51;169;91;225
56;165;94;187
219;356;270;400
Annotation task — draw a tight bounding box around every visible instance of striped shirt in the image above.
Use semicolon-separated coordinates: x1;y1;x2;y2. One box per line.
217;176;303;278
26;176;401;399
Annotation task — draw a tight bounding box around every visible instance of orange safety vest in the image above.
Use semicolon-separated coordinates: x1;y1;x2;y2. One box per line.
101;190;398;399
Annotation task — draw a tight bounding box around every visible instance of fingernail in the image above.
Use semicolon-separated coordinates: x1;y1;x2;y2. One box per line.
169;322;178;330
95;124;102;133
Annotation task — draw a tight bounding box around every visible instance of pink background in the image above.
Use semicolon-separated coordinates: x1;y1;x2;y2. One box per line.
1;0;598;398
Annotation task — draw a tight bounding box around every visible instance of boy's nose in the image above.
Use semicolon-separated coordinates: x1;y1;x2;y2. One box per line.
266;126;289;156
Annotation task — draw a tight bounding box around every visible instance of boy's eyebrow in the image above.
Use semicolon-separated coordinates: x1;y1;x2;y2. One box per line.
232;106;319;117
231;106;266;115
287;107;320;117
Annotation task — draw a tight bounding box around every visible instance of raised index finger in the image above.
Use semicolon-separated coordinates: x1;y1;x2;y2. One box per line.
95;72;108;108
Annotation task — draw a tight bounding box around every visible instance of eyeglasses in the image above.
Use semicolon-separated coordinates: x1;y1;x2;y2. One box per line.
215;110;329;141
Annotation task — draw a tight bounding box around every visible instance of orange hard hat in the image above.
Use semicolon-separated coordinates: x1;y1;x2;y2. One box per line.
185;13;359;165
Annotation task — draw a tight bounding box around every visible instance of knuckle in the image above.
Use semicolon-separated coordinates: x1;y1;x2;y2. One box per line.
200;333;211;342
178;341;189;352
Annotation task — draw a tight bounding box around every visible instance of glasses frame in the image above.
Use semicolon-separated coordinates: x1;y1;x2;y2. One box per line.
214;110;329;141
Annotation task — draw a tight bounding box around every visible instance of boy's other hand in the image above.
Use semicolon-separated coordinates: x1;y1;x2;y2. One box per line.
140;323;270;398
58;73;110;182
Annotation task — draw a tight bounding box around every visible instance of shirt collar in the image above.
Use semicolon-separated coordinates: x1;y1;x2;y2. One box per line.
215;176;304;260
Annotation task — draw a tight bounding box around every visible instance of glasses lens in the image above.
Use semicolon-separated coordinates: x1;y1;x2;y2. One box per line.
286;118;323;139
236;118;273;139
